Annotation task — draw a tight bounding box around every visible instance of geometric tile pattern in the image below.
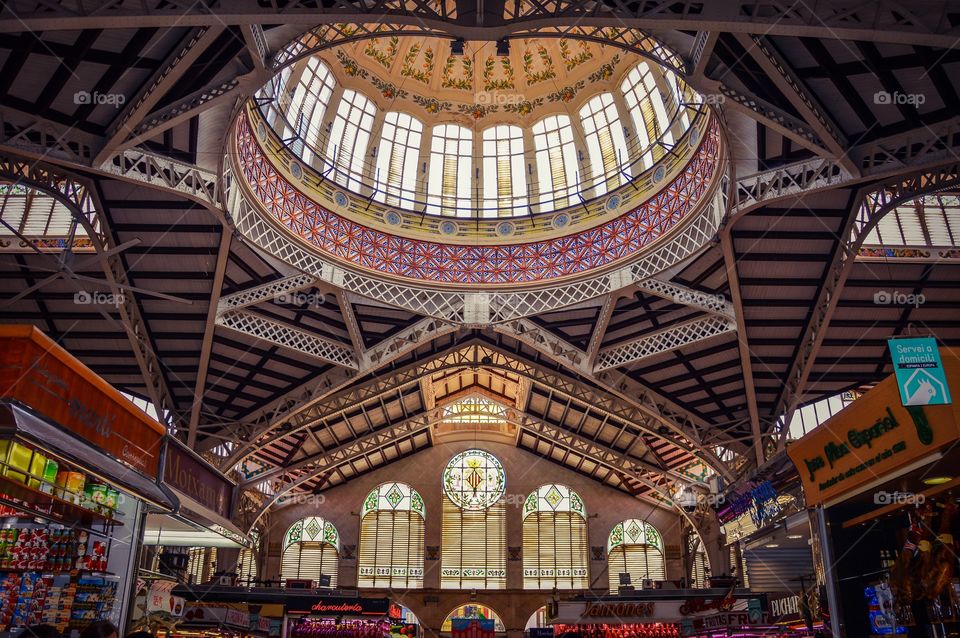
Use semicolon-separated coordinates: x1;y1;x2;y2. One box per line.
235;112;721;286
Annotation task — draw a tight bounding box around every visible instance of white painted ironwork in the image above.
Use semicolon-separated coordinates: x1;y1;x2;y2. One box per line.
636;278;734;318
101;148;218;207
218;274;318;312
595;315;737;372
217;308;358;368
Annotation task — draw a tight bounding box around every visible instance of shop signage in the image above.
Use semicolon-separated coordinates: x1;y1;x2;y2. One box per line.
548;595;747;624
163;439;233;519
679;611;770;636
768;593;802;622
184;605;249;627
145;580;184;617
0;326;165;477
251;616;272;633
286;596;390;616
787;351;960;506
889;338;952;406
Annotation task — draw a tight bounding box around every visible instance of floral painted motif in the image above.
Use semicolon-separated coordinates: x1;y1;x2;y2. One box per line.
503;97;543;115
370;76;408;100
413;94;452;114
400;43;435;84
547;80;584;103
482;56;515;91
441;55;473;90
335;50;368;78
522;45;556;84
589;54;621;83
559;39;593;70
457;103;498;119
237;112;721;285
364;36;400;68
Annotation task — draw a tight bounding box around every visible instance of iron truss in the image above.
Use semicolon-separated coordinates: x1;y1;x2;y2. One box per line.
0;152;182;428
2;1;958;47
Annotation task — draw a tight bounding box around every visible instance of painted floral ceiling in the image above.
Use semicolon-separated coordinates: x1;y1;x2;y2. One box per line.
323;36;627;121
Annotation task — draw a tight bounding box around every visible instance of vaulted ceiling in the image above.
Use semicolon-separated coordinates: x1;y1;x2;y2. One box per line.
1;1;959;523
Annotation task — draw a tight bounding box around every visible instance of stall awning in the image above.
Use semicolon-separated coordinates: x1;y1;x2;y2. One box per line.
142;491;251;548
0;400;176;510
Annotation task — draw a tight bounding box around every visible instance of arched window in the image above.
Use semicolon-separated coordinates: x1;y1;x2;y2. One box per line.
441;449;506;589
427;124;473;216
688;533;710;588
607;519;665;592
281;516;340;587
375;112;423;208
620;62;675;169
186;547;216;584
284;58;336;163
326;89;377;190
441;604;506;633
522;484;588;589
358;482;426;588
532;115;579;212
237;546;258;585
482;124;527;217
579;93;629;195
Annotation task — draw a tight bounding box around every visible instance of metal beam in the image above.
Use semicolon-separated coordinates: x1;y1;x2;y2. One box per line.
585;293;617;369
719;229;763;467
3;1;960;47
773;162;960;435
216;308;358;368
95;26;226;165
336;290;366;359
188;228;232;448
595;315;737;372
635;278;734;319
98;148;219;208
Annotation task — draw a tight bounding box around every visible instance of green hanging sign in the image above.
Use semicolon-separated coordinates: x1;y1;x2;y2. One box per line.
888;337;952;406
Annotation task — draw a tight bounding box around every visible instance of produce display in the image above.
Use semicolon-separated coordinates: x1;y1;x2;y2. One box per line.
553;625;680;638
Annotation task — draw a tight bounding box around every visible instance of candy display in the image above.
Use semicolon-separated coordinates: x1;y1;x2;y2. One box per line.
291;619;390;638
0;527;90;572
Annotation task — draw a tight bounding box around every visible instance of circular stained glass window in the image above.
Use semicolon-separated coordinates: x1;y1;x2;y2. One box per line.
442;449;506;511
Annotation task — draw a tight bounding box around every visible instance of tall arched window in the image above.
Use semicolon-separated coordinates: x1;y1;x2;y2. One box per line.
284;58;336;163
688;533;710;588
607;519;665;592
427;124;473;216
375;112;423;208
532;115;579;212
620;62;675;169
326;89;377;190
281;516;340;587
522;484;589;589
441;450;506;589
358;482;426;588
579;93;629;195
482;124;527;216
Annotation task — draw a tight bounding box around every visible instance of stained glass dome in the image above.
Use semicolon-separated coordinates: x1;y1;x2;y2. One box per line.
442;449;506;510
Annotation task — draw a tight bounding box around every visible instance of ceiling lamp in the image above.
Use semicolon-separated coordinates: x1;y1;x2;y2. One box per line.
923;476;953;485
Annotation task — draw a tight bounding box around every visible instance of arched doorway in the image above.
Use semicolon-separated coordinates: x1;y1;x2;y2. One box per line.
441;604;506;635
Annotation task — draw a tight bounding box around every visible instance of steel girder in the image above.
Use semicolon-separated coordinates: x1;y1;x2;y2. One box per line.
773;161;960;441
0;152;181;428
594;315;737;372
2;1;959;48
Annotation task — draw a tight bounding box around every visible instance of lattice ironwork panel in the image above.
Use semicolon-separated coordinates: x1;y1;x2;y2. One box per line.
595;315;736;372
217;308;358;368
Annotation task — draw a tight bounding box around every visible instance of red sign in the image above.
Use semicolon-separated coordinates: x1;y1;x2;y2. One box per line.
0;325;165;477
678;593;736;616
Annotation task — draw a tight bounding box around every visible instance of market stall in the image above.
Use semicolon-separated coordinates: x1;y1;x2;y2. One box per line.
286;595;393;638
787;342;960;637
545;589;783;638
0;325;176;635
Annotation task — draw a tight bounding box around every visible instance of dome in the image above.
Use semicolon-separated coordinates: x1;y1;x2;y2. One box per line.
227;33;727;291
